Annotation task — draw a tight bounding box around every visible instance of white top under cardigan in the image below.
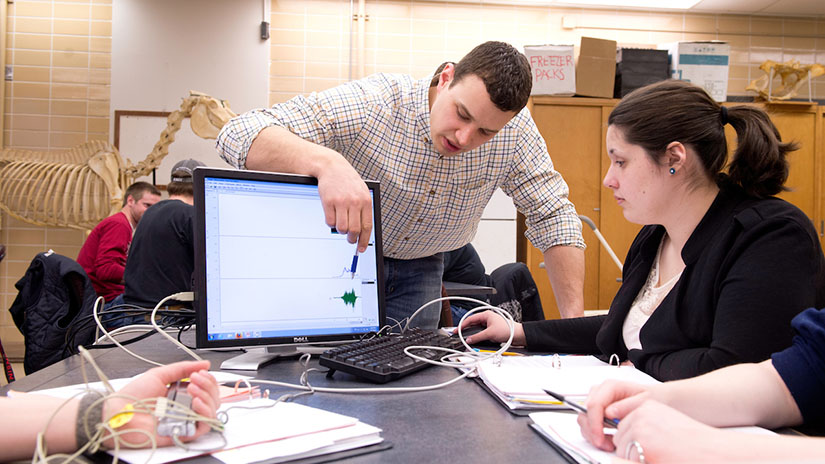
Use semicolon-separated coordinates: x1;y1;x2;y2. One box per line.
622;238;684;351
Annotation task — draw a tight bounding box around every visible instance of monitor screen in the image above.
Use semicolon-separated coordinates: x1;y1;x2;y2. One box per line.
193;168;385;357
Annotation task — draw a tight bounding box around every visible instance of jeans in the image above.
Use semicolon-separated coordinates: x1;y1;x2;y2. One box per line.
383;254;443;330
451;304;471;326
100;294;147;329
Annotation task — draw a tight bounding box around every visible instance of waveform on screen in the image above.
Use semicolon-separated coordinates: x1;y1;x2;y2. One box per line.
335;289;359;308
333;266;358;279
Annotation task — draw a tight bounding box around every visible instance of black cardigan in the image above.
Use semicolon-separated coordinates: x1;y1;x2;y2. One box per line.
523;183;825;381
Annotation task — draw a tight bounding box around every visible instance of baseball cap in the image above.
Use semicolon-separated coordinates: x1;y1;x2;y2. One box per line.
170;159;205;183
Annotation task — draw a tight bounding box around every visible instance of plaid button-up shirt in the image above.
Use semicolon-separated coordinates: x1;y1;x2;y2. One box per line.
216;73;584;259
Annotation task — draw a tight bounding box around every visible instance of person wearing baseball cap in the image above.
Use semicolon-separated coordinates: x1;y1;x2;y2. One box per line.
168;158;205;195
103;159;206;326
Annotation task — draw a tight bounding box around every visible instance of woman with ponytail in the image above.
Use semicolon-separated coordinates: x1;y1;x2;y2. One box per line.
461;80;825;381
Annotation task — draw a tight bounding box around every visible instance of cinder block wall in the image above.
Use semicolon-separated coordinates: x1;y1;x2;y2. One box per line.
2;0;111;359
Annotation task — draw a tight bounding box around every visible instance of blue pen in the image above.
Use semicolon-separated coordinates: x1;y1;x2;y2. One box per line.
543;389;619;428
350;248;359;279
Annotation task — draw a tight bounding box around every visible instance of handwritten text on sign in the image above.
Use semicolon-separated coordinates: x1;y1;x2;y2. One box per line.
530;55;573;81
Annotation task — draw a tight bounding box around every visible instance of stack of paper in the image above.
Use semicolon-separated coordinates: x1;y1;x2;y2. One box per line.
115;399;383;464
528;411;776;464
528;412;615;464
475;355;659;412
29;373;384;464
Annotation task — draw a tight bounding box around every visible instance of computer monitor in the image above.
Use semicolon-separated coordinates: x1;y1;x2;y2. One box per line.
193;167;385;370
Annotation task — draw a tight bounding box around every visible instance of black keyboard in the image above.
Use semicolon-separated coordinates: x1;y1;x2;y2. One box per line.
319;328;467;383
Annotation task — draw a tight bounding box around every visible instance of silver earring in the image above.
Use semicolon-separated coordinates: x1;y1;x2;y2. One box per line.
669;167;676;175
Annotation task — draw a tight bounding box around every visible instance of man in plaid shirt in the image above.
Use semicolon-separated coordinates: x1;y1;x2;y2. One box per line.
216;41;585;328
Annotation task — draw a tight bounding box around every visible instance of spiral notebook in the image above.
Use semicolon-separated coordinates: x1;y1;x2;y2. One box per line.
473;354;659;415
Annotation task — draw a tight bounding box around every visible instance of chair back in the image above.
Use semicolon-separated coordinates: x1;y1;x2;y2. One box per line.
9;251;98;374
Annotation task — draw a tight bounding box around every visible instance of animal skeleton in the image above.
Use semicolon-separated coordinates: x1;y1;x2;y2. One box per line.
746;60;825;101
0;91;236;230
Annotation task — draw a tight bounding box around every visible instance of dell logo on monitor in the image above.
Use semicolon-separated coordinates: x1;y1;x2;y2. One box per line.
293;336;309;343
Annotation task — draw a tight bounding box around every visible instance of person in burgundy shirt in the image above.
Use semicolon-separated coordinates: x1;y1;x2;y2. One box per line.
77;181;161;301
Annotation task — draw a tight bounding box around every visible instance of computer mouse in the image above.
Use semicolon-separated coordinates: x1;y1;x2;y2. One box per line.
452;325;485;339
452;325;501;348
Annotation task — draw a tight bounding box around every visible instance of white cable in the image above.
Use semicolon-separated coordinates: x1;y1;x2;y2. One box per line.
385;316;403;332
92;296;163;366
249;366;476;394
32;345;225;464
93;325;183;345
250;296;517;395
404;295;515;345
240;296;515;394
403;299;516;369
453;298;516;352
94;293;514;397
150;293;202;361
78;345;116;394
93;292;199;366
403;295;483;332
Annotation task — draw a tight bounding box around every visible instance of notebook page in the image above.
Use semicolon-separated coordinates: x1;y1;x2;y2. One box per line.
477;355;659;399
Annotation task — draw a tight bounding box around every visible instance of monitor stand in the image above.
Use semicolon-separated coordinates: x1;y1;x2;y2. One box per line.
220;346;303;371
219;342;349;371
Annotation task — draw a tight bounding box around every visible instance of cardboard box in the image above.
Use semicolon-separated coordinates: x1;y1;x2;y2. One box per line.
614;48;669;98
576;37;617;98
524;44;576;96
661;41;730;102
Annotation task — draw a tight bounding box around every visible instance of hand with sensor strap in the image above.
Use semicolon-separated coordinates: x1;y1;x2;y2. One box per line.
0;361;220;461
101;360;220;449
